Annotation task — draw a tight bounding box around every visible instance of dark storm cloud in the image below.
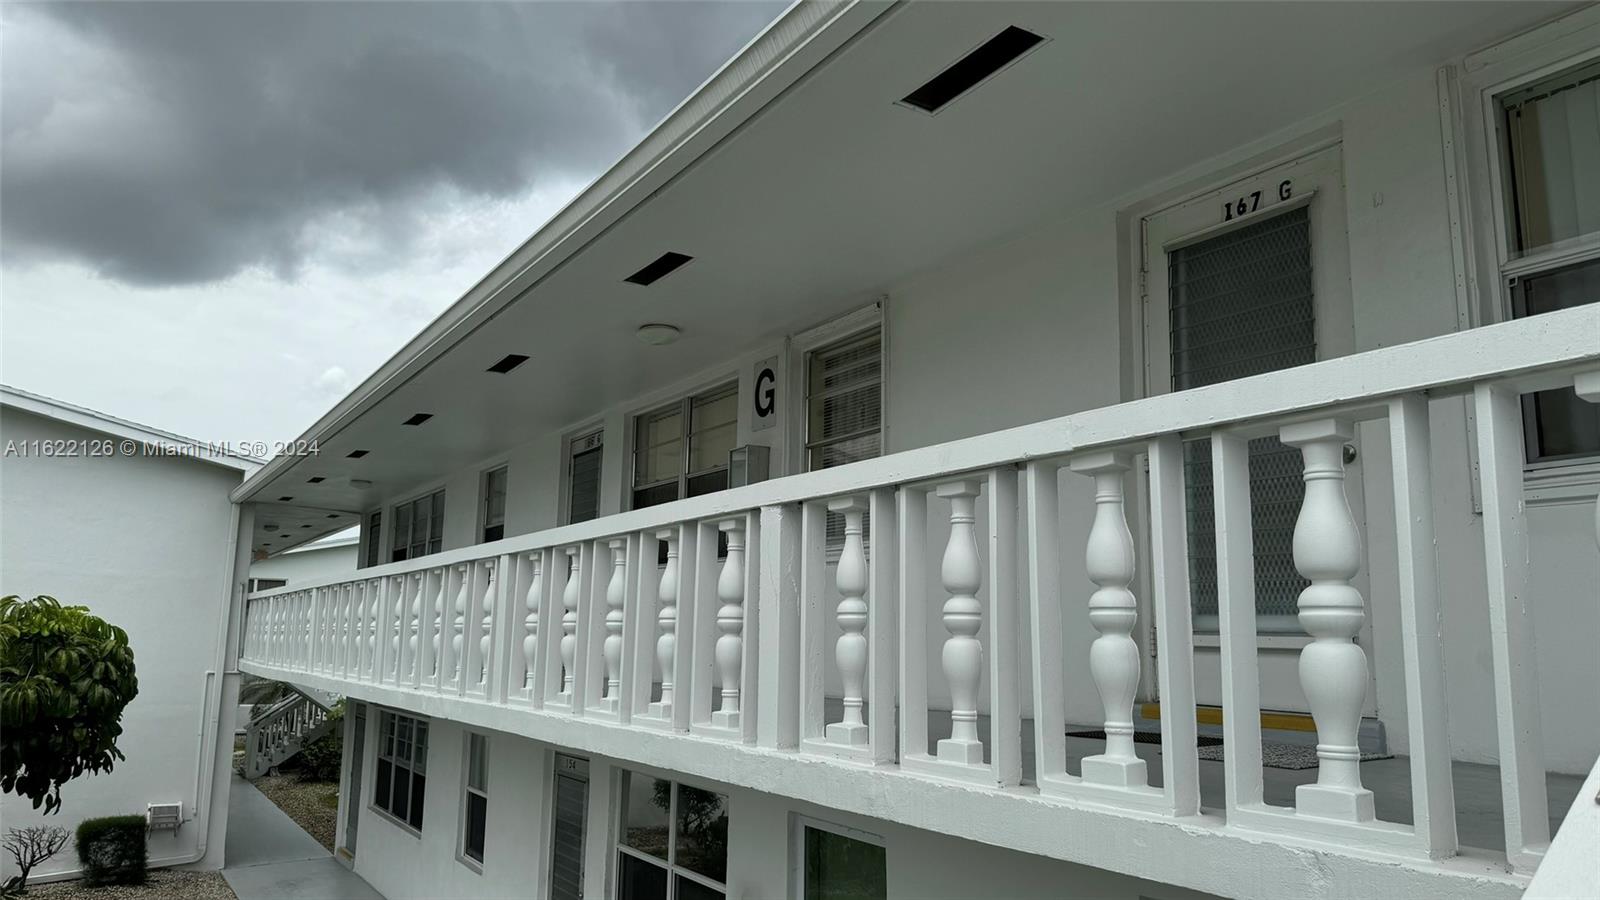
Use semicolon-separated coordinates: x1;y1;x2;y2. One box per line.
0;1;783;286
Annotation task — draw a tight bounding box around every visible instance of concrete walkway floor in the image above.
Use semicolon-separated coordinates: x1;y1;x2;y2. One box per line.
223;776;384;900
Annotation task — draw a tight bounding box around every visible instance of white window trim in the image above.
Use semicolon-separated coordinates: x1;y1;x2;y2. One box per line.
457;731;488;872
787;301;887;474
612;768;730;896
787;814;885;900
1455;7;1600;502
360;508;383;570
559;423;605;525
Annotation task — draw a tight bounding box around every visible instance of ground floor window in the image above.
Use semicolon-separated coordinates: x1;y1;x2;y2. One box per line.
374;711;428;832
798;820;886;900
616;770;729;900
460;732;488;866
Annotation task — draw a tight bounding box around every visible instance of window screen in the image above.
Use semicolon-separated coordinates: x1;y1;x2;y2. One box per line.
1502;61;1600;461
1168;206;1314;628
807;330;883;546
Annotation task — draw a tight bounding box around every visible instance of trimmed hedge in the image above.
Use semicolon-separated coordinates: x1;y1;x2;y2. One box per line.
75;815;146;886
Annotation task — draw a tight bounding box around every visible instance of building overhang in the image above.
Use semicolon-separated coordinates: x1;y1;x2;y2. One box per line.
234;0;1576;554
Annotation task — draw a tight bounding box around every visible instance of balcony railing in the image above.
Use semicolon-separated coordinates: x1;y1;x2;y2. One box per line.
242;304;1600;882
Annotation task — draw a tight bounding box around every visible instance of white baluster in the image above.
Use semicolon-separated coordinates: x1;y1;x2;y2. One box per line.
1281;419;1373;822
711;518;745;729
451;564;470;681
431;569;447;678
479;561;495;685
1071;452;1147;787
391;576;406;677
408;573;423;679
560;548;580;697
523;554;541;689
603;538;627;711
936;480;984;764
366;582;379;675
649;530;678;719
828;497;870;746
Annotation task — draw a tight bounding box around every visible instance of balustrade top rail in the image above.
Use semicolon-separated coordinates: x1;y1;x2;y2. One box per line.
247;304;1598;599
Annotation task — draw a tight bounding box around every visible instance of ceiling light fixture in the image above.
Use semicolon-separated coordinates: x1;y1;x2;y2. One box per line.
636;323;682;346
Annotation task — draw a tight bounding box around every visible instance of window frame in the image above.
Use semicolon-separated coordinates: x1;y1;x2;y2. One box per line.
458;731;489;870
390;487;446;562
787;815;887;900
789;304;887;475
371;710;429;836
1458;12;1600;499
803;327;885;474
628;381;740;512
613;769;730;899
479;465;509;544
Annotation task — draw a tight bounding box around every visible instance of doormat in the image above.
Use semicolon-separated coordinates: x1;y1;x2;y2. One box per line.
1197;740;1393;770
1066;729;1223;748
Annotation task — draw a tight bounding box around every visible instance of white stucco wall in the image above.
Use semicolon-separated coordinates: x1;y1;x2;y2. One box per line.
346;53;1598;776
340;712;1219;900
249;537;358;587
0;407;243;879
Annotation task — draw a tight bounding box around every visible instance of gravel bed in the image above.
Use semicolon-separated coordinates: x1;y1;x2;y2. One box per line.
27;869;235;900
251;774;340;851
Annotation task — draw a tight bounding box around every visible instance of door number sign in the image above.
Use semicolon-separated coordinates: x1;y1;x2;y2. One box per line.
1222;179;1293;222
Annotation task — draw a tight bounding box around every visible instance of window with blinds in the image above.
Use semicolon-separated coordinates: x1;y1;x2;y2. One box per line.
566;430;603;524
391;489;445;562
807;330;883;547
548;755;588;900
1169;206;1314;629
480;467;507;543
1501;60;1600;461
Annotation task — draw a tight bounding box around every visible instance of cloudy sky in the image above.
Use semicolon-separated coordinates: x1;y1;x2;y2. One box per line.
1;1;784;443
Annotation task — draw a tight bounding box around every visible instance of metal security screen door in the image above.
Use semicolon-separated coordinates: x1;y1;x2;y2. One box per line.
1143;145;1373;715
549;754;589;900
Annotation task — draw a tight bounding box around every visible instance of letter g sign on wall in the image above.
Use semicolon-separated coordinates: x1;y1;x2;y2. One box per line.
751;355;778;432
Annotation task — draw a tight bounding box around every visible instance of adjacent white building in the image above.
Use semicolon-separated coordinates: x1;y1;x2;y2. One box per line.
0;386;267;882
233;3;1600;899
249;530;359;592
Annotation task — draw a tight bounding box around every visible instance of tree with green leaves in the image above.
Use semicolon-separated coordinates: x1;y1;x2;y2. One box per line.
0;596;139;814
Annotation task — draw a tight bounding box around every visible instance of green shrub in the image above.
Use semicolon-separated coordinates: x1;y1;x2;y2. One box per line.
294;717;343;783
74;816;146;886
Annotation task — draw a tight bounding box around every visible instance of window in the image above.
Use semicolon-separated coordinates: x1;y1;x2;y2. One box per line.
805;329;882;471
374;711;428;832
566;430;603;524
806;330;883;545
391;489;445;562
616;770;729;900
481;466;508;543
247;578;286;592
364;511;381;568
632;383;738;511
1498;59;1600;461
460;732;488;866
799;822;886;900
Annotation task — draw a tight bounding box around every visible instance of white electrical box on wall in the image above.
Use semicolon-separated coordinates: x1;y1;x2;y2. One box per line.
146;802;183;831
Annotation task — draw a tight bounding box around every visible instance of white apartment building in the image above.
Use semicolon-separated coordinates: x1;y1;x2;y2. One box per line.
231;3;1600;898
0;386;266;882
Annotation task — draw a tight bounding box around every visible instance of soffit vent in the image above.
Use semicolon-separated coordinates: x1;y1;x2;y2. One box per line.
624;252;693;286
306;476;325;483
900;26;1046;114
346;449;370;459
278;496;294;502
402;412;434;426
487;354;529;374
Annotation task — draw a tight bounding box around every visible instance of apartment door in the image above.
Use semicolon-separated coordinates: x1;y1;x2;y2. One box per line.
342;703;366;858
1141;145;1375;716
549;754;589;900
